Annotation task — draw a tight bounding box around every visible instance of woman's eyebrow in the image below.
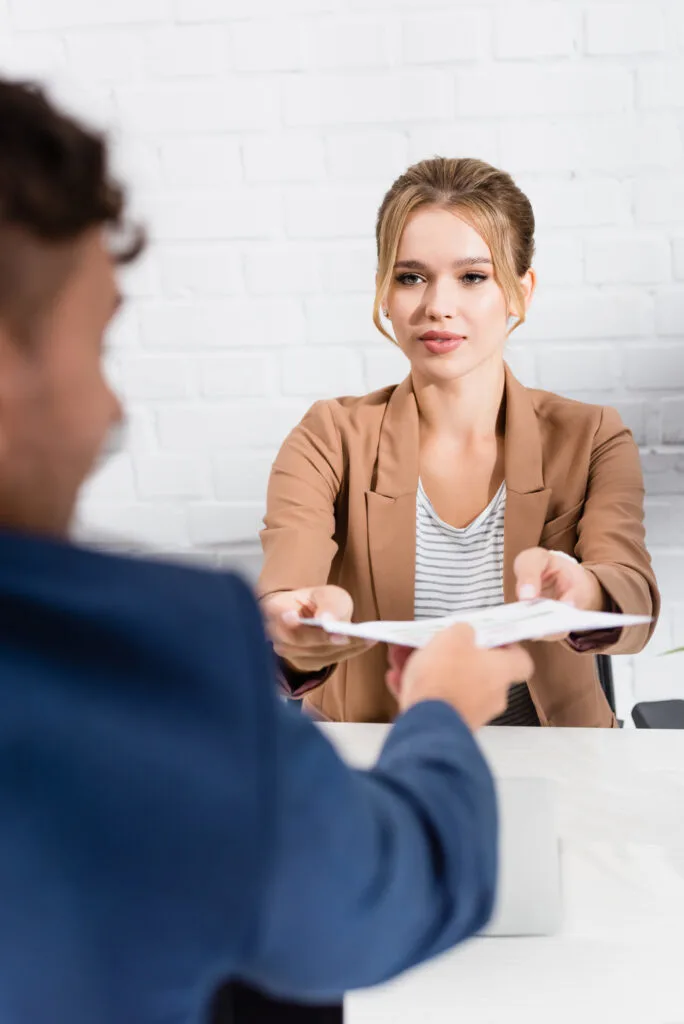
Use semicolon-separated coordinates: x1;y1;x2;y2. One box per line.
453;256;492;267
394;259;428;270
393;257;492;269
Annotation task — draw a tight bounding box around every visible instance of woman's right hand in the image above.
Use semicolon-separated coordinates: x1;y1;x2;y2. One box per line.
261;585;373;673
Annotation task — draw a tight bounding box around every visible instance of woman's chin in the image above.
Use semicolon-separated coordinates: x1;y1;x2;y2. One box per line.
410;349;472;381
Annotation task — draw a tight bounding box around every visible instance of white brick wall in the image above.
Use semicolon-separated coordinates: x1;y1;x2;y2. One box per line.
2;0;684;718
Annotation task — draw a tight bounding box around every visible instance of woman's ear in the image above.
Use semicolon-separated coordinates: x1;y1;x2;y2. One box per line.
521;267;536;311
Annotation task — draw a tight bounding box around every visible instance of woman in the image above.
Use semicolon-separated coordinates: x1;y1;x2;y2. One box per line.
258;157;659;728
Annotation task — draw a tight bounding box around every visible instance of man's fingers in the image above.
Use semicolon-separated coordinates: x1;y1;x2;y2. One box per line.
385;668;401;699
514;547;553;600
493;643;534;681
385;646;416;702
431;622;476;652
387;644;414;673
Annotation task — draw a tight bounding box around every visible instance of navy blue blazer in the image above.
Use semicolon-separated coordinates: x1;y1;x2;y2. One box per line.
0;531;497;1023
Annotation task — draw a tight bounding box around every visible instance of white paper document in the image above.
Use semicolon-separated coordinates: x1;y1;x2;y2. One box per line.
297;599;651;649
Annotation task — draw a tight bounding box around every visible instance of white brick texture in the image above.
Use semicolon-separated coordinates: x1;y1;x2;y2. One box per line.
585;234;672;285
585;4;667;56
495;4;580;59
4;0;684;715
402;11;491;65
144;25;228;78
133;455;211;500
281;347;366;398
11;0;168;30
158;137;243;187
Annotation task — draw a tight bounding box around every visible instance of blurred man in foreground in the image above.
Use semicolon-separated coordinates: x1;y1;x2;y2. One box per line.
0;78;531;1024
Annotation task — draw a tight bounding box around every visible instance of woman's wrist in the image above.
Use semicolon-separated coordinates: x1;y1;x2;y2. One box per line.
583;568;611;613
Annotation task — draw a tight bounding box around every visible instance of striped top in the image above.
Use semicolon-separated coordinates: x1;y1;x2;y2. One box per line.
415;479;539;726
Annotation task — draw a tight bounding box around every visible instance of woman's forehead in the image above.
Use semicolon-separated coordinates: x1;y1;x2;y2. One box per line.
398;206;491;262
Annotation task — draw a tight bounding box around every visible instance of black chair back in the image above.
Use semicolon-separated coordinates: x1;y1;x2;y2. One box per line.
596;654;616;714
632;700;684;729
210;981;343;1023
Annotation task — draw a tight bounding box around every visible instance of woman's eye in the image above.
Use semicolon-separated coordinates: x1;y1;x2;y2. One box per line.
462;273;488;285
395;272;424;286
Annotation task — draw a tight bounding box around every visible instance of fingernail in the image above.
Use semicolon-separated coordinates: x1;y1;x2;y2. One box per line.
519;585;537;600
282;611;300;626
331;635;350;646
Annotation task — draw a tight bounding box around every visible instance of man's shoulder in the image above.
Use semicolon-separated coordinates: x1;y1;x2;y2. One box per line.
93;546;255;605
0;533;266;684
87;547;264;661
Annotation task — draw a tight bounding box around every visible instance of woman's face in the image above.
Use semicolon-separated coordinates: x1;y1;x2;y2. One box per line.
384;205;534;384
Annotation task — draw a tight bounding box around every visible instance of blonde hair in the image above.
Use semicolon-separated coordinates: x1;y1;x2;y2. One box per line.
373;157;535;343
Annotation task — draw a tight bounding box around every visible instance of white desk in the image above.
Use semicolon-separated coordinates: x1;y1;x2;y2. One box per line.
319;724;684;1024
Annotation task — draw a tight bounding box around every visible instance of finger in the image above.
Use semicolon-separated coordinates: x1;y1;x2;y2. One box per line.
447;623;476;642
295;599;317;620
277;629;374;658
388;644;414;673
538;568;580;605
554;585;577;607
514;547;553;601
281;609;303;627
431;622;476;650
278;605;346;631
310;585;354;621
277;636;373;673
269;616;348;649
491;643;534;681
385;668;402;699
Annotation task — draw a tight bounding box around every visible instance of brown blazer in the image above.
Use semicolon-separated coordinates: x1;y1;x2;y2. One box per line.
259;365;659;728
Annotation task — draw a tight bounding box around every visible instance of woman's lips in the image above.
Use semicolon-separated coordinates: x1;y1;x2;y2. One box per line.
419;331;466;355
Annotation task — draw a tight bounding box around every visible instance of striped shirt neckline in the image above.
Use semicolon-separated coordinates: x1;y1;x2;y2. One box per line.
415;478;539;727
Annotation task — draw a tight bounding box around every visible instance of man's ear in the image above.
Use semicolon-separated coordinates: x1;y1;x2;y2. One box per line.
0;325;15;460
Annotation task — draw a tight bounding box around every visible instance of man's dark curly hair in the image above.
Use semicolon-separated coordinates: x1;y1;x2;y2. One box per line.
0;77;144;339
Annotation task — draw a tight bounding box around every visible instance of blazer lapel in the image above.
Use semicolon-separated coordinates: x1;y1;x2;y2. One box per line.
366;377;418;622
503;364;551;603
366;367;552;618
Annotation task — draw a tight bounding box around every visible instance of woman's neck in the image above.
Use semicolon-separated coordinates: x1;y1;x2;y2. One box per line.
413;357;506;442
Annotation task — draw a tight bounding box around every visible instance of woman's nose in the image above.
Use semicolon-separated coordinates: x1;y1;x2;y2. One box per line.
424;284;457;321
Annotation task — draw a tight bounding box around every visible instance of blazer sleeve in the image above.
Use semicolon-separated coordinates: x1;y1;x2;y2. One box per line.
259;399;343;598
569;405;660;655
258;400;345;695
239;693;498;1002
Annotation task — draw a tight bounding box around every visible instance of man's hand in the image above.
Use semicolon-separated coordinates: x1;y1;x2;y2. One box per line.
513;547;607;641
262;586;372;673
386;625;534;732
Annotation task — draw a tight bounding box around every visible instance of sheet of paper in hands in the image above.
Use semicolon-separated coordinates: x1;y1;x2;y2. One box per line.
296;599;651;649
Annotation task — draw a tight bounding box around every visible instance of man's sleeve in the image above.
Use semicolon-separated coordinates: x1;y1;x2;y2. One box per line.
236;591;498;1001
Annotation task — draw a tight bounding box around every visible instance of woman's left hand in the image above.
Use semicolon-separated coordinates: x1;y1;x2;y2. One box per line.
513;547;607;641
